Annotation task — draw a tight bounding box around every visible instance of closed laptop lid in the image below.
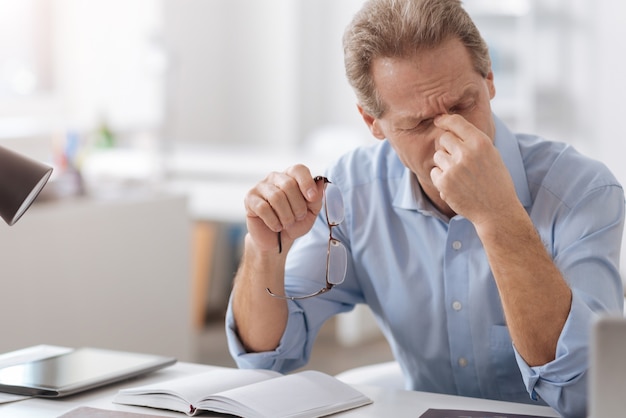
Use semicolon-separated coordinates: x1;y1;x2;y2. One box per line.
589;315;626;417
0;347;176;397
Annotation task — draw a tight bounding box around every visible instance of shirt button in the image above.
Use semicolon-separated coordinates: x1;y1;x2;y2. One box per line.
452;240;462;250
458;357;468;368
452;301;462;311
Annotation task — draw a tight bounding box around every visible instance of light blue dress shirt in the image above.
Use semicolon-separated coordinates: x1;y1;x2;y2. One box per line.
226;116;624;418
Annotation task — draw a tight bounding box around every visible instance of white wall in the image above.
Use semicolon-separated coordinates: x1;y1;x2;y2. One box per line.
160;0;369;151
590;1;626;277
161;0;301;149
51;0;164;133
296;0;370;144
592;1;626;183
3;0;626;156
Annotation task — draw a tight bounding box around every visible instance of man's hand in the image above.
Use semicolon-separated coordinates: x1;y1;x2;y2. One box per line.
430;114;571;366
430;114;518;227
232;165;326;353
244;164;325;254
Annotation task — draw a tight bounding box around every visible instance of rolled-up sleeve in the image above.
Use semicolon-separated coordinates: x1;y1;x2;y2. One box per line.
225;295;311;372
516;181;625;417
515;291;608;417
225;271;358;373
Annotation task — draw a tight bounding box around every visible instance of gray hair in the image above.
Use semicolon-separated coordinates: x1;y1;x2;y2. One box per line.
343;0;491;118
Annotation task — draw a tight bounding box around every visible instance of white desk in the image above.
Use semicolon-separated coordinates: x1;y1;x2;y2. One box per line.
0;362;560;417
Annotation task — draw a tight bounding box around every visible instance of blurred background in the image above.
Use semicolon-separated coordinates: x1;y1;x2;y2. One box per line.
1;0;625;372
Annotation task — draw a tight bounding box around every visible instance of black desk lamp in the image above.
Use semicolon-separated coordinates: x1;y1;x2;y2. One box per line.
0;145;53;226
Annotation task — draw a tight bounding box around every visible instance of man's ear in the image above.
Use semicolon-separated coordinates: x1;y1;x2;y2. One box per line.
357;104;386;140
486;70;496;100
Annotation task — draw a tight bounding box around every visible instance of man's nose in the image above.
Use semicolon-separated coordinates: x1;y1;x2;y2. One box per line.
432;124;446;152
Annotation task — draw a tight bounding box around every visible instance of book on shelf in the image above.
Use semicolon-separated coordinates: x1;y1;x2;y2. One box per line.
113;367;372;418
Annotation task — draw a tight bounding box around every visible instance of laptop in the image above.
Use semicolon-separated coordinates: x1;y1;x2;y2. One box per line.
0;347;176;397
589;315;626;417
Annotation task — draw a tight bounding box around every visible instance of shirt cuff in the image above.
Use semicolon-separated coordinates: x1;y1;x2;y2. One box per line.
515;290;593;401
225;296;309;372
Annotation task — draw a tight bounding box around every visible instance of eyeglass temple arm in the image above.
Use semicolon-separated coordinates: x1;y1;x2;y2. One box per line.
266;285;332;301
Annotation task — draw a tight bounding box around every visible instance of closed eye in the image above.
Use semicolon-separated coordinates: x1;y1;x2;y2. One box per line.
449;100;476;114
404;118;434;132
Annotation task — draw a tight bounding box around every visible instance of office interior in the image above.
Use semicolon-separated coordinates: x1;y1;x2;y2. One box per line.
1;0;625;376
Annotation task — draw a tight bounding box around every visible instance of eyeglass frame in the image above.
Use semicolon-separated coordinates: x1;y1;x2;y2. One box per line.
266;176;346;300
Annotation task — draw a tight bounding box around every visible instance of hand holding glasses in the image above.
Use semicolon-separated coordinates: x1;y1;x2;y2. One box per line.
266;176;347;300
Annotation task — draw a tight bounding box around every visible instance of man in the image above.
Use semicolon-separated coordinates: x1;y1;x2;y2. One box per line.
226;0;625;416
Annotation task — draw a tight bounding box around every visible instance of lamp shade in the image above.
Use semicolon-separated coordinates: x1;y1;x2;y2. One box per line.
0;145;53;226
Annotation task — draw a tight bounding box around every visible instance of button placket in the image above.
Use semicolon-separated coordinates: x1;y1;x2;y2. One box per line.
444;218;480;397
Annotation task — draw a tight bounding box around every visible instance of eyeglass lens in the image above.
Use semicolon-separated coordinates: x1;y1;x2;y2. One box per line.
324;182;347;286
327;238;347;285
324;182;344;226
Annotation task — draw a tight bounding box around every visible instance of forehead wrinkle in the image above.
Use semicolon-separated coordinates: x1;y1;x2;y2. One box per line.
396;82;474;124
373;40;484;122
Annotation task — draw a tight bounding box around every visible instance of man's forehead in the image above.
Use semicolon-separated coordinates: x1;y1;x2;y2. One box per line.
387;84;478;122
372;41;481;117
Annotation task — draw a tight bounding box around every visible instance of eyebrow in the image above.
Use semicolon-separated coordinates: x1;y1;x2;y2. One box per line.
395;87;478;127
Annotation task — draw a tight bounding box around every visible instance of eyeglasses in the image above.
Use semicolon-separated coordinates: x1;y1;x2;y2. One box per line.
266;176;347;300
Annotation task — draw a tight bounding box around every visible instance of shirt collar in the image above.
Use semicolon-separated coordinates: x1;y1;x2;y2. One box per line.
393;114;532;213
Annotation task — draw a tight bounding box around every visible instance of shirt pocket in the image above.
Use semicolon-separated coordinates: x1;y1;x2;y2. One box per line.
489;325;529;400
